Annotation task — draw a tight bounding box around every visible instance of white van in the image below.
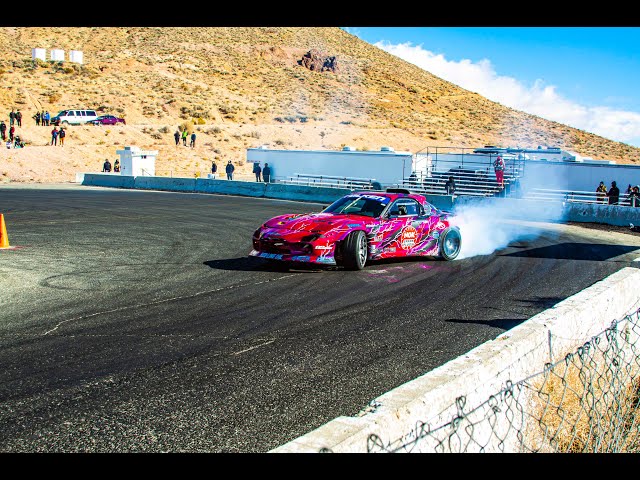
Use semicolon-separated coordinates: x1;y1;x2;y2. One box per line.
50;109;98;126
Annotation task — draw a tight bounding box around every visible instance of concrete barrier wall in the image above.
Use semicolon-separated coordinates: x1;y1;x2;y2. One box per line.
78;174;639;228
265;183;352;204
271;267;640;453
134;176;196;192
81;173;134;188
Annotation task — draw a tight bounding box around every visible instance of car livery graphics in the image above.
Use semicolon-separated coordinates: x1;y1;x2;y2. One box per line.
250;190;462;270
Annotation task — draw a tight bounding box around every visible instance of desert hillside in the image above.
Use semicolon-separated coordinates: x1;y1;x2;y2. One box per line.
1;26;639;184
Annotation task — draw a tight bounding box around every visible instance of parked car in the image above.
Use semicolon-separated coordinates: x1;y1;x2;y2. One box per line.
50;109;98;126
89;114;126;126
250;188;462;270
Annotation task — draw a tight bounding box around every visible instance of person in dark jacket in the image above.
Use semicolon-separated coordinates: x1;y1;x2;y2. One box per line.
262;163;272;183
629;186;640;207
253;162;262;182
0;120;6;140
102;159;112;172
211;160;217;178
225;160;234;180
444;176;456;195
607;181;620;205
15;110;22;127
174;130;180;146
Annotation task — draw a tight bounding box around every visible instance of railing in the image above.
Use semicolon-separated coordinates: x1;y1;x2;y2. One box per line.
279;173;379;190
399;169;521;198
523;188;640;207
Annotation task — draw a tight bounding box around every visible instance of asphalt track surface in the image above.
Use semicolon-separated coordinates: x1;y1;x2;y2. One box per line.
1;184;640;453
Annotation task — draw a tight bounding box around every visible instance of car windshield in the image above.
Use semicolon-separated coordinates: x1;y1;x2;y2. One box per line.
323;194;390;217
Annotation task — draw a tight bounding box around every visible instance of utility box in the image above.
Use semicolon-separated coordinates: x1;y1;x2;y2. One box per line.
32;48;46;61
50;49;65;61
69;50;83;64
116;146;157;176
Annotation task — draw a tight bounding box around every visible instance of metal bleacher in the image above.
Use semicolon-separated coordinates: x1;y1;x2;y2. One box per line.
397;154;524;198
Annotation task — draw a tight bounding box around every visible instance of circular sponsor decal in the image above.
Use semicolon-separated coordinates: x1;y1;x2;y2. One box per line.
400;225;417;249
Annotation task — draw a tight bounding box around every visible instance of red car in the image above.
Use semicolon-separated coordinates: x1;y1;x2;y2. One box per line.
250;189;462;270
90;115;126;126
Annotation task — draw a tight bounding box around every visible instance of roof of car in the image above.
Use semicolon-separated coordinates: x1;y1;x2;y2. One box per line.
351;190;426;202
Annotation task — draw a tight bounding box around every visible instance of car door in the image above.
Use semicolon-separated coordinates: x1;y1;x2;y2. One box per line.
376;198;438;258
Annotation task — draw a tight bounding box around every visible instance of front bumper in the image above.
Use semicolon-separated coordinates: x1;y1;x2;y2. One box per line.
249;249;337;265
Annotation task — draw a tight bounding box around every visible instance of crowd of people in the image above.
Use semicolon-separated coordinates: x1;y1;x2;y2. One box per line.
596;180;640;207
1;109;67;149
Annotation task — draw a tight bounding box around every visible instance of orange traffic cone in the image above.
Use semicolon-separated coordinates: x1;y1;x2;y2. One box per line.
0;213;10;249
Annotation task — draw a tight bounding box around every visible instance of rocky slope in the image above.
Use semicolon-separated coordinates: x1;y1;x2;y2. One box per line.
1;27;638;184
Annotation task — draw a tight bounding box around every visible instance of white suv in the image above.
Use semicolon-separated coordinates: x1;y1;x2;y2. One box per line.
51;109;98;126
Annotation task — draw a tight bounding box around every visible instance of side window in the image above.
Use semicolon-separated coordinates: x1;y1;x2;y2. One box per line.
80;111;86;116
87;111;97;116
389;199;420;217
67;111;75;117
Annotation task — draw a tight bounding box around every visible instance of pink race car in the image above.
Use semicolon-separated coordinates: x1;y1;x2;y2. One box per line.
250;189;462;270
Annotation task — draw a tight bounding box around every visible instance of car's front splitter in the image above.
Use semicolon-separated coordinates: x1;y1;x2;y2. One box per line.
249;249;337;265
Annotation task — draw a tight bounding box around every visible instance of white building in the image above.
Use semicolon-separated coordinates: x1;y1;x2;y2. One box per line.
32;48;46;61
246;146;413;185
49;49;64;61
69;50;84;64
116;146;157;176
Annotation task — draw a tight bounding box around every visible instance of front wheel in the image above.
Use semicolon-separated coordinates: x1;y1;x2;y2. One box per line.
439;227;462;261
341;230;368;270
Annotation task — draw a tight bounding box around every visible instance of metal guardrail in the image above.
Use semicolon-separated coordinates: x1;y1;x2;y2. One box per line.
279;173;378;190
524;188;640;207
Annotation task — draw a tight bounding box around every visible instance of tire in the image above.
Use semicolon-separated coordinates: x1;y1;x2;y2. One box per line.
439;227;462;261
341;230;368;270
62;120;69;125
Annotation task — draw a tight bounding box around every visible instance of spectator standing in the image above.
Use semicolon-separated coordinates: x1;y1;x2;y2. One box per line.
263;163;271;183
58;127;66;146
630;186;640;208
34;111;41;126
493;155;505;188
15;110;22;127
9;125;15;142
40;110;46;126
181;129;188;146
174;130;180;146
210;160;217;178
253;162;262;182
50;126;59;145
114;159;120;172
0;120;6;140
607;181;620;205
444;175;456;195
225;160;235;180
102;159;112;172
43;111;50;126
8;109;15;126
596;181;607;203
190;132;196;148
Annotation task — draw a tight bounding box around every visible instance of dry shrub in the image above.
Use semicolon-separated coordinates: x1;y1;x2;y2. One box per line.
527;349;640;453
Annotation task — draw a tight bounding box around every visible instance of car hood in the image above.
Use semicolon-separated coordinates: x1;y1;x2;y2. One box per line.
263;212;370;233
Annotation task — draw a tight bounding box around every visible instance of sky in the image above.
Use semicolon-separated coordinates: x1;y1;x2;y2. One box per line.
343;27;640;149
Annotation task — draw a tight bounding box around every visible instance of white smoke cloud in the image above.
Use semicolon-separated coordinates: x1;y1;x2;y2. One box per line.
371;41;640;148
449;198;566;260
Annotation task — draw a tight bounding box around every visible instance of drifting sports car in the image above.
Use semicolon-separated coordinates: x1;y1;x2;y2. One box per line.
250;189;462;270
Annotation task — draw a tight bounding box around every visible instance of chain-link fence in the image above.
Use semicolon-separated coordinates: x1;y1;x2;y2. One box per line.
336;308;640;453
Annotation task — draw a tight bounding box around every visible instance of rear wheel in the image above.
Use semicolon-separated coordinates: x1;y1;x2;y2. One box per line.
439;227;462;260
341;230;368;270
